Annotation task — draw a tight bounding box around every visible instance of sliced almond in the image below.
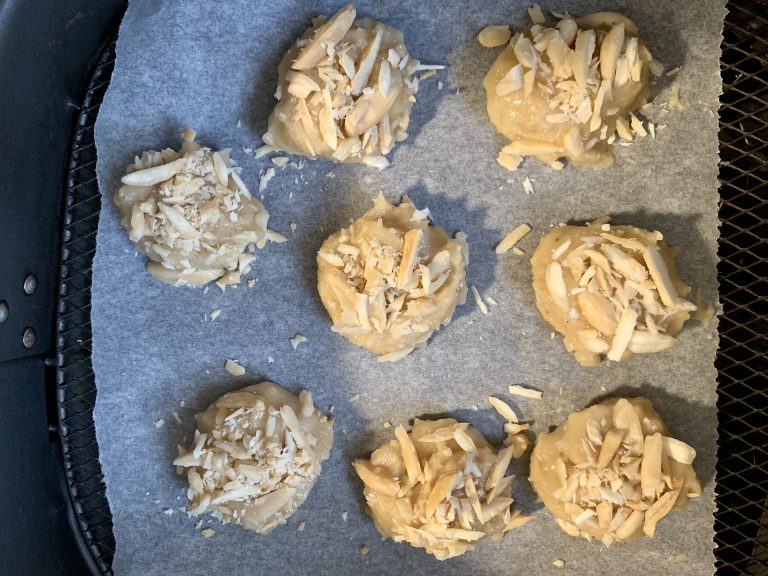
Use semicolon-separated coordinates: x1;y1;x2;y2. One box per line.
614;508;644;540
350;25;383;95
121;158;187;187
546;261;570;312
353;459;399;496
641;433;663;498
395;426;422;484
661;436;697;465
478;25;512;48
606;307;638;361
643;488;680;537
596;428;625;469
292;4;356;71
488;396;518;423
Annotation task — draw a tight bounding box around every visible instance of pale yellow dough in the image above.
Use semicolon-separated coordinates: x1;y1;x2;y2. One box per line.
263;4;424;168
115;128;283;286
173;382;333;534
483;10;658;170
317;194;467;360
530;397;701;546
353;418;531;560
530;222;696;366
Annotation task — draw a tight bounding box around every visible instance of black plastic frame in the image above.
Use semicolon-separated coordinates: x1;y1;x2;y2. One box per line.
44;1;768;574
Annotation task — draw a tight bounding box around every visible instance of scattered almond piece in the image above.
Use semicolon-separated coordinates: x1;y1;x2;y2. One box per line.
496;224;531;254
290;333;307;350
471;285;489;315
224;358;246;376
488;396;519;423
508;385;543;399
201;528;215;538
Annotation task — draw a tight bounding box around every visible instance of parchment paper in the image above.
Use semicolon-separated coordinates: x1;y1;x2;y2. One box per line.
92;1;724;574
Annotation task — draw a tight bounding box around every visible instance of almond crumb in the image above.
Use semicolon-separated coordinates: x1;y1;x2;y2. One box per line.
154;419;165;429
201;528;215;538
224;358;246;376
553;559;565;568
471;285;489;315
290;333;307;350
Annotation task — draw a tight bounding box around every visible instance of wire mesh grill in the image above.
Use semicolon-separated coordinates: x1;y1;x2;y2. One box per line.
715;2;768;575
54;3;767;574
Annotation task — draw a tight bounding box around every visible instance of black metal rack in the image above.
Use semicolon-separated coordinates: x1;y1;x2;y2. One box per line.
4;1;767;574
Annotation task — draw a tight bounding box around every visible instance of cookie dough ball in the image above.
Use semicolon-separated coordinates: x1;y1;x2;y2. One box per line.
262;4;426;169
530;221;697;366
317;193;467;361
483;9;660;170
115;128;285;286
173;382;333;534
353;419;532;560
530;397;701;546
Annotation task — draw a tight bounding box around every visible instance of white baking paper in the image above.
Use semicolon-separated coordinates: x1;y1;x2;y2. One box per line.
92;1;724;574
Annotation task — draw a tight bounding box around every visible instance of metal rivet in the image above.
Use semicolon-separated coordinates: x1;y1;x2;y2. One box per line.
0;301;8;323
23;327;36;348
24;274;37;295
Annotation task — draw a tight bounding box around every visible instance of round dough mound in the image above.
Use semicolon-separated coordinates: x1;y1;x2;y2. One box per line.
483;10;658;170
316;193;467;361
173;382;333;534
530;397;701;546
530;221;697;366
115;128;283;286
353;419;531;560
262;4;422;168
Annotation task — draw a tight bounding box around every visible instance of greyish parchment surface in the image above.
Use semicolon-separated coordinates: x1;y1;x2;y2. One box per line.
92;1;724;574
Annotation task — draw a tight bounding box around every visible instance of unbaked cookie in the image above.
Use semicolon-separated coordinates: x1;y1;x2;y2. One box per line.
482;8;662;170
317;194;467;361
173;382;333;534
353;418;532;560
530;221;697;366
262;4;432;168
529;397;701;546
115;128;284;286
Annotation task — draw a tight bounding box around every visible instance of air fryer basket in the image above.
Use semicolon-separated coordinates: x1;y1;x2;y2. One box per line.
54;2;767;575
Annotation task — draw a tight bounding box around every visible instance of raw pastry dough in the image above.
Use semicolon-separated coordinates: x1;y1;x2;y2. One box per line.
483;9;660;170
262;4;428;168
115;128;284;286
317;194;467;361
173;382;333;534
530;221;696;366
530;397;701;546
353;418;532;560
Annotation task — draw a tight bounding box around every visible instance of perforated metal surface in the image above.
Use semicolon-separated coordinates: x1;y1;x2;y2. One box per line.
55;3;767;574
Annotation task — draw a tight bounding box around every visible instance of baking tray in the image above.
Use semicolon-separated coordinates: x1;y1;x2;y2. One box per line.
45;1;768;574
